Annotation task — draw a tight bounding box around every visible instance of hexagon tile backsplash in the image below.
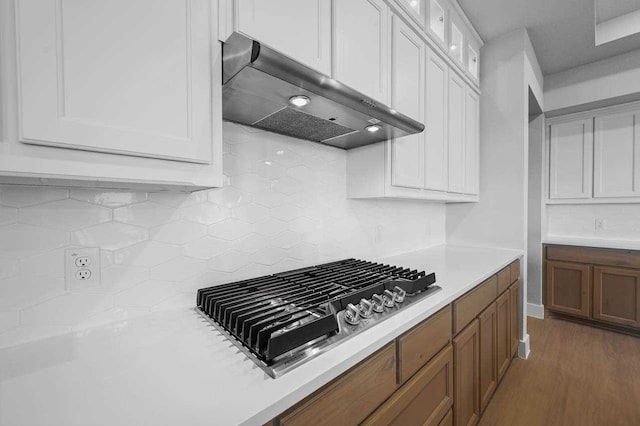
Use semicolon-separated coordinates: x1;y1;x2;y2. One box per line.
0;122;445;348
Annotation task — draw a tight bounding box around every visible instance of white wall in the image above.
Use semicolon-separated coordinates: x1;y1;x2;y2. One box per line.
544;48;640;115
0;122;446;348
527;112;545;307
447;28;543;356
547;204;640;241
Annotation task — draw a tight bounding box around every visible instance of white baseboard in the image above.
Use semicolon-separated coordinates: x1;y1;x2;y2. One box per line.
527;303;544;319
518;333;530;359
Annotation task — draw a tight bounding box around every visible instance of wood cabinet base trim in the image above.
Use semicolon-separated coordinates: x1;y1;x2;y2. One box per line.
547;311;640;337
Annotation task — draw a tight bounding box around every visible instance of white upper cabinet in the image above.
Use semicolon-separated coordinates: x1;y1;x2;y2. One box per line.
449;17;464;66
428;0;447;47
235;0;331;75
333;0;390;103
447;71;466;193
390;16;426;189
594;110;640;198
16;0;212;164
548;119;593;200
2;0;222;190
464;87;479;195
424;47;449;192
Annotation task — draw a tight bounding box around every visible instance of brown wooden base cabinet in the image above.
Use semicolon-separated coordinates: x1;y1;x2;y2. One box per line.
478;303;497;414
363;345;453;426
545;245;640;333
496;290;510;380
273;259;521;426
453;320;480;426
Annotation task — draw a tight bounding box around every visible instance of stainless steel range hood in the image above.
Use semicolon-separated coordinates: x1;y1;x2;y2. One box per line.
222;32;425;150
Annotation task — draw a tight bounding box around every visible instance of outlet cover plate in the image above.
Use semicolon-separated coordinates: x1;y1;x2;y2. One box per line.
65;247;101;289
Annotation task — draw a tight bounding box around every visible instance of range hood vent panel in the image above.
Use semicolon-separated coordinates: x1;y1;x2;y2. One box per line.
254;107;357;142
222;32;425;150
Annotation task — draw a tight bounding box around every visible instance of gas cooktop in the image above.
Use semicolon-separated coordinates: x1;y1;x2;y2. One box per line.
196;258;440;378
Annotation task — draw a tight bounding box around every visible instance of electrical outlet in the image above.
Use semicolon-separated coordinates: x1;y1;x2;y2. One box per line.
65;248;100;289
595;219;606;230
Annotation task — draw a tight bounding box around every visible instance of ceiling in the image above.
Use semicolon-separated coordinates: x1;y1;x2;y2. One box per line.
458;0;640;75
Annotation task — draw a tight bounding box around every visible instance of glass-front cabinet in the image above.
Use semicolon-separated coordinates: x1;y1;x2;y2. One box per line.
449;21;464;64
428;0;446;45
468;45;479;80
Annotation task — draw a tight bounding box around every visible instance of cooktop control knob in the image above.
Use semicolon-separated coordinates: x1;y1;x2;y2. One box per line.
383;289;396;308
359;298;374;318
393;286;407;303
344;303;361;325
371;294;385;313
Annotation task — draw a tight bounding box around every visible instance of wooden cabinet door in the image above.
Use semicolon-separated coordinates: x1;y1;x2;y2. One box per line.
15;0;213;164
496;290;510;381
548;119;593;199
478;302;497;414
447;71;466;194
593;110;640;198
453;319;480;426
363;345;453;426
593;267;640;328
278;343;397;425
235;0;331;75
546;261;591;318
510;280;519;357
390;16;425;189
464;87;479;195
333;0;389;103
424;46;449;191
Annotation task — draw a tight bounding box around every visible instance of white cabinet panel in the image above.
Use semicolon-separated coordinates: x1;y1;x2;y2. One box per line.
391;16;425;189
424;47;448;191
549;119;593;199
333;0;389;103
447;71;465;194
16;0;213;164
594;111;640;198
464;87;479;195
235;0;331;75
428;0;446;47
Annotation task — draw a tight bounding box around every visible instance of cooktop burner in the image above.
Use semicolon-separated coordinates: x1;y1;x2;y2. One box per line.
196;258;440;378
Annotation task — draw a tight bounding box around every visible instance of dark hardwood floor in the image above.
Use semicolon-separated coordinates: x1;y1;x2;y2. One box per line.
479;317;640;426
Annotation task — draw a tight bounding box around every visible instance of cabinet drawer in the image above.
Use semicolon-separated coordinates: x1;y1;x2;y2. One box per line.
453;276;498;334
497;267;510;295
510;260;520;284
398;305;452;384
363;345;453;426
278;343;396;426
546;245;640;269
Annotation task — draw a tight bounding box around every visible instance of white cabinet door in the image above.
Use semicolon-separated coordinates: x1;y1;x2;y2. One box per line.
448;71;465;193
464;87;479;195
390;16;425;189
235;0;331;75
594;110;640;198
424;47;448;191
549;119;593;199
333;0;390;103
16;0;212;164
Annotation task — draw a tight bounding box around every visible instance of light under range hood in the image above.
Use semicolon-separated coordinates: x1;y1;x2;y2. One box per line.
222;32;425;150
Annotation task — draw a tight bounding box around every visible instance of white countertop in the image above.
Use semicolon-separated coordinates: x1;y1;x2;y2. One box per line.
0;245;522;426
543;236;640;251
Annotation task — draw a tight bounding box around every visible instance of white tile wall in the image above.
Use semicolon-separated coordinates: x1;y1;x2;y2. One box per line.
0;122;445;348
547;204;640;240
